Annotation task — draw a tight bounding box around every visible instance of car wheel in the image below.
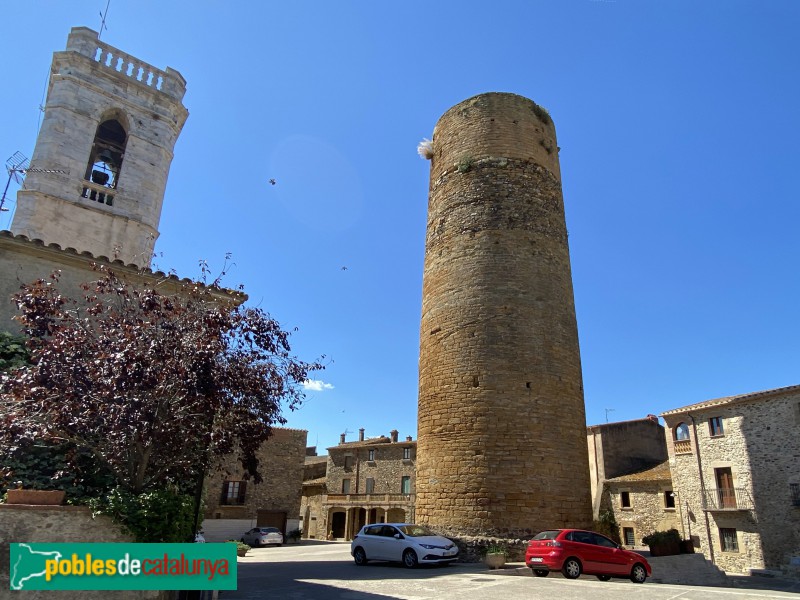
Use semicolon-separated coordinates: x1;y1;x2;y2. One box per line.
597;575;611;581
533;569;549;577
562;557;582;579
630;563;647;584
353;546;368;566
403;549;419;568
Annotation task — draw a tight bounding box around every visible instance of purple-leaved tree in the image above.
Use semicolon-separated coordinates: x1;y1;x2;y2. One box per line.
0;267;323;495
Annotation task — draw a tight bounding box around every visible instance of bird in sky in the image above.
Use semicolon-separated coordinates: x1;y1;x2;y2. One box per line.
341;266;348;271
269;179;276;185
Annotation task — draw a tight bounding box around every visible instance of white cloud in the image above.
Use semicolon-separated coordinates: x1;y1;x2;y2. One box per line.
303;379;335;392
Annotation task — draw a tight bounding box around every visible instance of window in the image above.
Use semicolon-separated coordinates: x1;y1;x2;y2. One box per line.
664;491;676;509
623;527;635;546
85;119;127;190
342;479;351;494
709;416;724;437
221;480;246;505
790;483;800;506
403;447;412;460
366;478;375;494
368;449;375;461
720;528;739;552
620;491;631;508
401;476;411;494
344;455;354;469
674;422;690;441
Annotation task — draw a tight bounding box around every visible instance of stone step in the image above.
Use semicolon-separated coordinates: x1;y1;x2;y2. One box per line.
646;553;729;586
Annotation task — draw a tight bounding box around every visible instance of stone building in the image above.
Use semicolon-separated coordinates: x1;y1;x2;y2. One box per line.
605;461;681;549
417;92;592;538
661;385;800;575
0;26;197;331
299;450;328;539
301;428;416;540
202;427;307;542
586;415;668;518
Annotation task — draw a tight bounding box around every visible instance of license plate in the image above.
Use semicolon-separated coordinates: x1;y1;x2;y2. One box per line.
530;557;543;563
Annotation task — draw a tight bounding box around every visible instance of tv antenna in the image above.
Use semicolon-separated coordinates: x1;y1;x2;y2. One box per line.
98;0;111;39
1;151;68;215
605;408;615;423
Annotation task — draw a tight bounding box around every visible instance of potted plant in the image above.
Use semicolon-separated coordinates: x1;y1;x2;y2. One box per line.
5;481;65;506
286;528;302;544
228;540;251;557
642;529;681;557
484;543;507;569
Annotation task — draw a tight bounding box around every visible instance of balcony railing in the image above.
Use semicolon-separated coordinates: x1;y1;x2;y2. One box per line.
81;180;115;206
326;493;414;506
702;487;753;511
673;440;692;454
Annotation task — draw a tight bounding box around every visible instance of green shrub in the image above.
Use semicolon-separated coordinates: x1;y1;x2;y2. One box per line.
89;486;197;542
642;528;681;547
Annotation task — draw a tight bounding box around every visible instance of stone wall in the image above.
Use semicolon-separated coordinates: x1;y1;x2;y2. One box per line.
663;387;800;574
0;504;164;599
416;92;592;537
204;427;307;535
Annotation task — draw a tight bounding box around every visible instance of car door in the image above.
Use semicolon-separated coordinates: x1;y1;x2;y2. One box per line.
590;533;629;575
381;525;404;562
358;526;384;559
567;531;602;572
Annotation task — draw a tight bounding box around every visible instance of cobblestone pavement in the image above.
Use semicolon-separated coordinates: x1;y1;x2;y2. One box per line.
219;541;800;600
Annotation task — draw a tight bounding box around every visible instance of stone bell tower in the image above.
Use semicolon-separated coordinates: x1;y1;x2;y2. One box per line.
416;93;592;538
11;27;188;267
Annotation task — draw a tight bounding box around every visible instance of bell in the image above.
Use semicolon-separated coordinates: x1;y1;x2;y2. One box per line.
97;148;115;165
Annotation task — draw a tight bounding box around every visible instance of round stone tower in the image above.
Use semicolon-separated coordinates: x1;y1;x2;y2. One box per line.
416;93;592;538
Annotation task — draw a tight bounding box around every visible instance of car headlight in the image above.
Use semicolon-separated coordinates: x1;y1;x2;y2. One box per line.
420;544;442;550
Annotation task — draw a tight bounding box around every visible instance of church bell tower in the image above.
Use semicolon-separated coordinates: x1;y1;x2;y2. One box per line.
11;27;188;267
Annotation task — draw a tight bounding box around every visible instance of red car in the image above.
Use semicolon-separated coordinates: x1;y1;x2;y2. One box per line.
525;529;651;583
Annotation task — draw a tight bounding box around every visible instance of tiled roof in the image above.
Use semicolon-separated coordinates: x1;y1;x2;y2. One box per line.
606;461;672;483
587;416;660;431
302;477;327;487
660;384;800;417
326;436;416;450
304;455;328;465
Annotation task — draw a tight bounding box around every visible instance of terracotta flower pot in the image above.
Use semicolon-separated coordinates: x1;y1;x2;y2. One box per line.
6;489;66;505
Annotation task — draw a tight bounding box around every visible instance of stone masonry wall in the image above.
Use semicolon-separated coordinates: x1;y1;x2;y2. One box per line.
326;439;416;496
417;92;592;537
0;504;163;599
608;482;681;548
664;389;800;574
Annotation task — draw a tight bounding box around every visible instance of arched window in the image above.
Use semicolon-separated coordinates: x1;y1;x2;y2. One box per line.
85;119;127;189
674;422;690;441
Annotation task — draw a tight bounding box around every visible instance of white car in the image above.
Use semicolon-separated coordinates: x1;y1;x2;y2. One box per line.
241;526;284;547
350;523;458;568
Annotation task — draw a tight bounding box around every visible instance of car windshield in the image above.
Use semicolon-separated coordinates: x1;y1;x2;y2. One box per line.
533;530;561;540
397;525;436;537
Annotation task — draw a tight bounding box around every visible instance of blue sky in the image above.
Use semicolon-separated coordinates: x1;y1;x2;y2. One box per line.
2;2;798;452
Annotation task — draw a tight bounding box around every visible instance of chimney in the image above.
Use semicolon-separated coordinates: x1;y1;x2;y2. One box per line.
340;432;346;444
406;436;413;442
359;428;365;442
390;429;398;443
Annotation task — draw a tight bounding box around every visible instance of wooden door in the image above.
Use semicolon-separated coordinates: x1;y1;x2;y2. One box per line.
715;468;736;508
